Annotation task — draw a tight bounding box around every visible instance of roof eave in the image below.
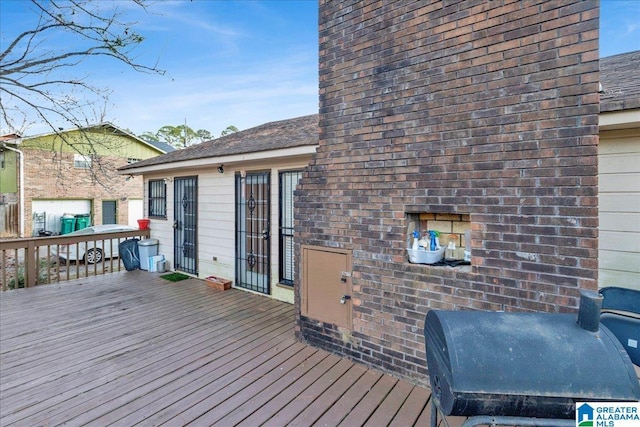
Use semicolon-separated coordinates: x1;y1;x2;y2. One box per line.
599;109;640;130
119;144;318;176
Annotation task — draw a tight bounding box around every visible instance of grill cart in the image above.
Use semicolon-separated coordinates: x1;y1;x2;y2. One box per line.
423;290;640;427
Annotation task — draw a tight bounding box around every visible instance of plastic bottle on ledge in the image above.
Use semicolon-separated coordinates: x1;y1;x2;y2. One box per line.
412;231;420;251
446;234;457;260
429;230;437;251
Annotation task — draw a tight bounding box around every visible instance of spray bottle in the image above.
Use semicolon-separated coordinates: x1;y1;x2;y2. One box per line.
412;230;420;250
429;230;437;251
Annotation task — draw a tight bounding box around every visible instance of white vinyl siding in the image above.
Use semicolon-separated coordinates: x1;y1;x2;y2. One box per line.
144;157;310;304
598;129;640;291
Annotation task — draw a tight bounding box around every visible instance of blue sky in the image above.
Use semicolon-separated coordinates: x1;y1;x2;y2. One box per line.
600;0;640;56
1;0;639;137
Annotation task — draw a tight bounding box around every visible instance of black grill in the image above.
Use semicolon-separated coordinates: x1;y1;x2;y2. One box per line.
423;291;640;425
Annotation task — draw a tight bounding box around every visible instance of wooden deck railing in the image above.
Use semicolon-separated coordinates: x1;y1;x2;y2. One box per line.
0;229;150;290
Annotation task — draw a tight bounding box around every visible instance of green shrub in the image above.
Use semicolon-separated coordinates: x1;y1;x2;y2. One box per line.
6;258;56;289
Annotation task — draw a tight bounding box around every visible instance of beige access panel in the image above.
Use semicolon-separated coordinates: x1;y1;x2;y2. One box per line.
301;245;352;329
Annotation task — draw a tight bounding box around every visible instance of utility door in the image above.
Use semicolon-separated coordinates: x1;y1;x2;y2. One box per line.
174;176;198;275
301;245;352;329
235;172;270;294
102;200;117;224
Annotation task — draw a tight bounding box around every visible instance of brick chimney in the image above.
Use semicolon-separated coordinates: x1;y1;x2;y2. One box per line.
295;0;600;385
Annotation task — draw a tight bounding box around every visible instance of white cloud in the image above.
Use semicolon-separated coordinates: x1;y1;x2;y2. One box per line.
625;22;639;36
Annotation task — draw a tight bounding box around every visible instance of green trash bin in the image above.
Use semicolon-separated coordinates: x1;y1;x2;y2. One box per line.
75;214;90;231
60;217;76;235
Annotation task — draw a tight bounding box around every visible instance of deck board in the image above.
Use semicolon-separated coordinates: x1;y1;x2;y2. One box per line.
337;373;399;426
186;345;323;426
152;341;307;426
260;356;355;427
364;379;415;426
311;369;382;426
285;363;369;427
2;298;292;422
1;270;432;426
388;385;432;427
218;350;333;426
78;320;296;426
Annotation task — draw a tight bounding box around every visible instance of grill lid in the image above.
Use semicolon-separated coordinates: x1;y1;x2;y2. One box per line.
424;302;640;418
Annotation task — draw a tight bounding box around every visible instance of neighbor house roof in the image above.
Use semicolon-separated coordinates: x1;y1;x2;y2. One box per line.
145;140;176;153
600;50;640;113
120;114;319;172
2;122;169;154
0;133;21;142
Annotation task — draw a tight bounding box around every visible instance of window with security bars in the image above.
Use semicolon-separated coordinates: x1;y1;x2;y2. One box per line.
148;179;167;218
279;170;302;286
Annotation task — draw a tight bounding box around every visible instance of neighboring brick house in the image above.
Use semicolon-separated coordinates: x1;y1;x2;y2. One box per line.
0;123;169;237
295;0;600;386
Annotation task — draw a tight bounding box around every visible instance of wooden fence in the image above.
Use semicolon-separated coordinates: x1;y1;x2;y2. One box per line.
0;202;19;239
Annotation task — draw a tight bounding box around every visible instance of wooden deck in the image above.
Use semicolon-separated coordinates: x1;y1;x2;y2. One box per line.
0;271;443;426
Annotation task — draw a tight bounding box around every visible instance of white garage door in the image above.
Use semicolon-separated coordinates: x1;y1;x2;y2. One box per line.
128;199;143;227
32;200;91;236
599;129;640;291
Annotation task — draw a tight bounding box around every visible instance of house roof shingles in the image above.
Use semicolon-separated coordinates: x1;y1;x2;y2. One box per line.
120;114;318;171
600;50;640;113
145;140;176;153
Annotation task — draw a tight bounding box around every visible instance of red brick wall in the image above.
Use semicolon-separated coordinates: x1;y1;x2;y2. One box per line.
295;0;599;385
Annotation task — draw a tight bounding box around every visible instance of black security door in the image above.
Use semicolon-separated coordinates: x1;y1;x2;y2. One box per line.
236;172;270;294
174;176;198;275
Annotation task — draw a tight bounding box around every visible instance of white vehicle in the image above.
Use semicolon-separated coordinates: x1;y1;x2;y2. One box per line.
52;224;138;264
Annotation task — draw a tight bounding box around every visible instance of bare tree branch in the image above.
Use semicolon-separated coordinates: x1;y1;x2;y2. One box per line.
0;0;164;135
0;0;165;188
